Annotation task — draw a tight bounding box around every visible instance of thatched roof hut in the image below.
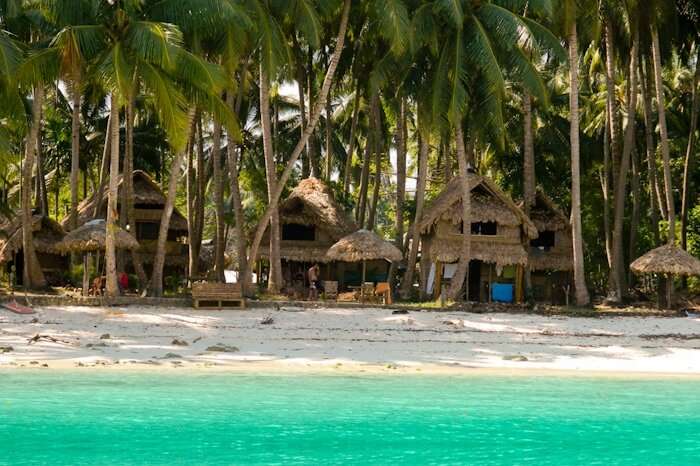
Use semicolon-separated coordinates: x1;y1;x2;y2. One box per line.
0;214;65;264
519;190;573;272
326;229;402;263
418;174;537;267
630;244;700;276
257;178;358;263
55;220;140;254
64;170;188;232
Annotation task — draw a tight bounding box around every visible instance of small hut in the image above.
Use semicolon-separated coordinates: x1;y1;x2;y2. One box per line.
0;214;66;285
631;244;700;308
418;174;538;302
55;219;140;294
327;229;402;282
256;178;358;288
66;170;188;275
519;190;573;303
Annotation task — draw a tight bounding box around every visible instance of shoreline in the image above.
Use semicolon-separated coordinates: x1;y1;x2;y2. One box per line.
2;304;700;377
3;360;700;380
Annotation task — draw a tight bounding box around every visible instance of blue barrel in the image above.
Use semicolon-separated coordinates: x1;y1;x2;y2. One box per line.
491;283;514;303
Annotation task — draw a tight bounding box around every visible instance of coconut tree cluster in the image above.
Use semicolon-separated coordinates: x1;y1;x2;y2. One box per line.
2;0;700;306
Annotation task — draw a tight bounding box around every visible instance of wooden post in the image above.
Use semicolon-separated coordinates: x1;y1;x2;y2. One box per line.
83;253;90;296
488;264;493;303
360;260;366;302
434;261;443;301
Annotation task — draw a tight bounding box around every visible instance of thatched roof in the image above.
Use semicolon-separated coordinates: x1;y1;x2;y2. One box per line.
429;237;529;268
0;214;65;263
630;244;700;276
55;220;140;254
64;170;188;231
529;249;574;271
278;178;358;241
326;229;403;262
419;174;538;238
519;190;570;232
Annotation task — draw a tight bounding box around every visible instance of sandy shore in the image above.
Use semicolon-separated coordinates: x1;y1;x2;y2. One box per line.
1;304;700;376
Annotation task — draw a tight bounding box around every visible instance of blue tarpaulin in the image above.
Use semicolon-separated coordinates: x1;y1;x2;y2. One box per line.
491;283;514;303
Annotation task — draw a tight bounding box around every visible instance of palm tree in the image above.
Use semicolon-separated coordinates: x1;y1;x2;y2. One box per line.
246;0;352;287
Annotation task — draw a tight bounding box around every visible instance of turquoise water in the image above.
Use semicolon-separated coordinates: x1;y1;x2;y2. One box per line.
1;371;699;465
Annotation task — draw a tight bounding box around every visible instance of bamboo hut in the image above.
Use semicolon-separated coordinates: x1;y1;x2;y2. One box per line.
55;219;140;294
0;213;66;285
256;178;359;288
418;174;538;302
326;229;402;284
65;170;188;275
519;190;573;303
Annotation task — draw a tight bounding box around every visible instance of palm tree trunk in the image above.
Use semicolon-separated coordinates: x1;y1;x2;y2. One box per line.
150;112;197;297
605;21;622;181
367;92;382;230
226;100;249;295
212;119;225;281
124;96;148;289
189;116;205;278
523;91;535;295
651;27;675;247
260;63;283;293
448;124;471;301
568;21;590;306
246;0;352;281
401;129;428;299
628;147;641;286
608;37;638;303
21;86;46;289
640;57;661;244
35;129;48;217
93;111;112;219
343;81;361;194
681;49;700;252
602;109;613;267
186;130;196;278
70;80;80;230
105;93;120;297
324;52;333;182
295;40;311;179
356;135;372;226
388;96;406;282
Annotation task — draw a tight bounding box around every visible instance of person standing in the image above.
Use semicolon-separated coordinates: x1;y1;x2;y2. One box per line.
307;264;320;300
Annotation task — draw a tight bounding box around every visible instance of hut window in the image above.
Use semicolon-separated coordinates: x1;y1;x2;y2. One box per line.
136;222;159;240
282;223;315;241
465;221;497;235
531;230;556;249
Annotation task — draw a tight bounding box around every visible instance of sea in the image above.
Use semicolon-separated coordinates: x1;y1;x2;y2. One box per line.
1;370;699;465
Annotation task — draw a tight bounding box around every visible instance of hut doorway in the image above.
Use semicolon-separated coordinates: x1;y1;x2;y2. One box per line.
468;260;481;302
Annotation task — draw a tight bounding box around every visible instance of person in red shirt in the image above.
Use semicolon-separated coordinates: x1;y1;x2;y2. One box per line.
118;272;129;295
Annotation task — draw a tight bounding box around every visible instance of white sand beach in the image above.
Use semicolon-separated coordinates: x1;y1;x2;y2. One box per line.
2;305;700;375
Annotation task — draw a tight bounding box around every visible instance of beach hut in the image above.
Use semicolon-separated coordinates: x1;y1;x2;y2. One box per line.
65;170;189;275
55;219;140;295
418;174;538;302
0;214;67;285
630;244;700;307
256;178;358;287
519;190;573;303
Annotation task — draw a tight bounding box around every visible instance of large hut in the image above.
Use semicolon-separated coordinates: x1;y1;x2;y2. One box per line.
65;170;189;274
256;178;359;288
418;174;538;302
520;190;573;303
0;213;67;285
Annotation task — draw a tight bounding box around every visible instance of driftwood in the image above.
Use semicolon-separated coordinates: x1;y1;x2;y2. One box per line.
27;334;73;345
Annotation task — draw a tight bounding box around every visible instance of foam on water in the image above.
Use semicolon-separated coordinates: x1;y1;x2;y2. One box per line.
1;371;699;465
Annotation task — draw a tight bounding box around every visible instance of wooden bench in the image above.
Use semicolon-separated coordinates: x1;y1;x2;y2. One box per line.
191;282;246;309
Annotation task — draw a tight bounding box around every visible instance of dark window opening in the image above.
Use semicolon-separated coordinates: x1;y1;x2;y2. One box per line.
531;230;556;249
282;223;315;241
468;221;497;235
136;222;159;241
